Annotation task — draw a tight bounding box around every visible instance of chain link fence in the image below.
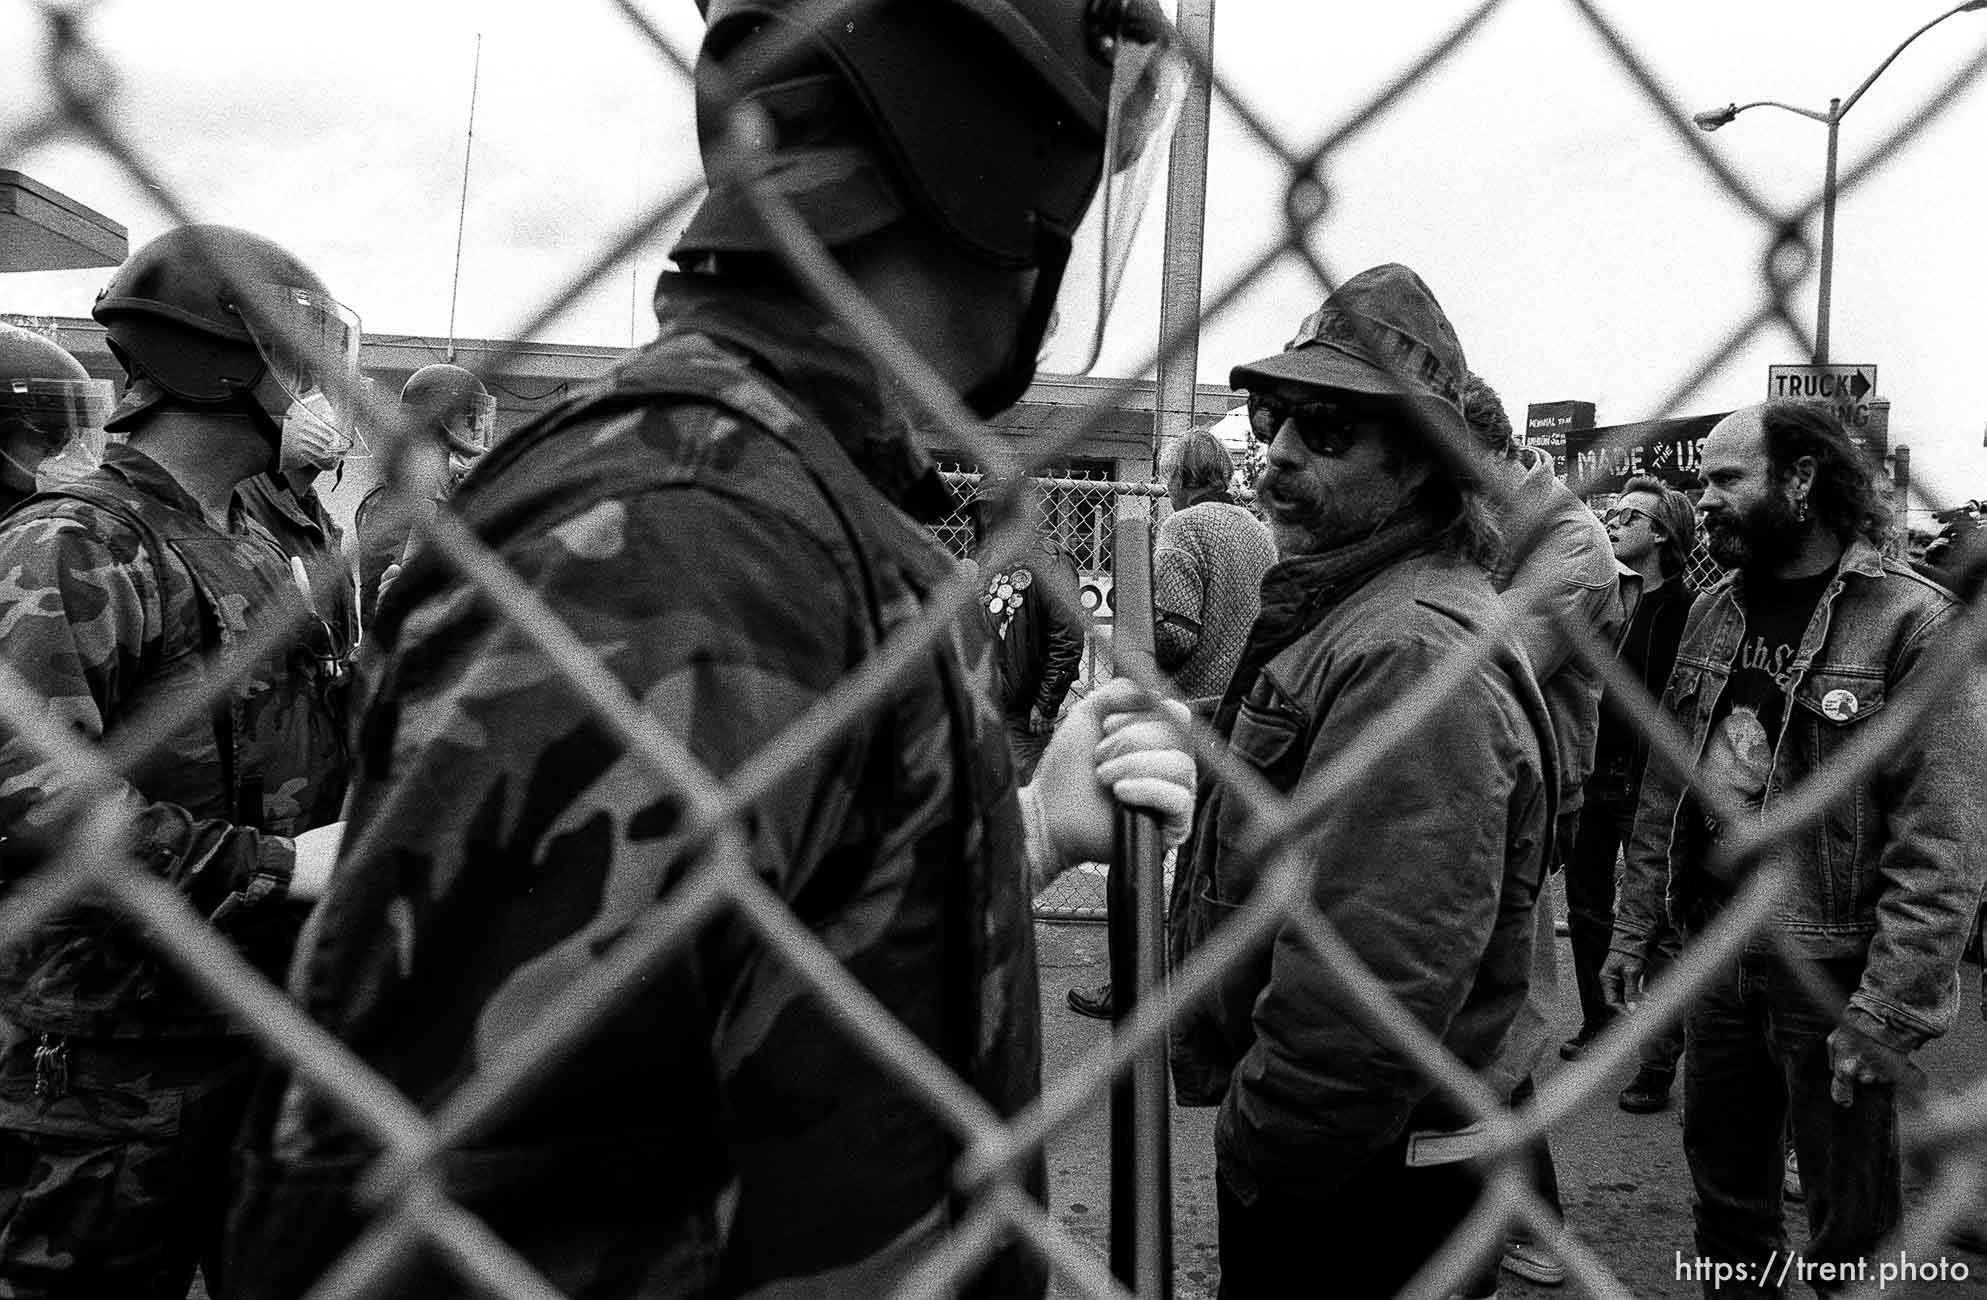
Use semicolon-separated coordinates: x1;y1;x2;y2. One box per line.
934;470;1171;921
2;3;1986;1299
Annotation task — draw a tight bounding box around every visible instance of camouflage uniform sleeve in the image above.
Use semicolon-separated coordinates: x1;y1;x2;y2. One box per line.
0;509;295;912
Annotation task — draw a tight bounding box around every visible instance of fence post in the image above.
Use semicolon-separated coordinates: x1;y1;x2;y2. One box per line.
1150;0;1216;477
1107;506;1172;1297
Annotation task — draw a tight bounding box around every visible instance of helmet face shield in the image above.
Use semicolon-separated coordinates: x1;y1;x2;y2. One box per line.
0;378;115;490
401;363;494;461
237;283;362;434
1038;30;1187;375
447;391;498;452
342;375;381;462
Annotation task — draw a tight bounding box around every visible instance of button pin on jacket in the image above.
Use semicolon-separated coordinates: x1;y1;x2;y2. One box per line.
1821;688;1859;721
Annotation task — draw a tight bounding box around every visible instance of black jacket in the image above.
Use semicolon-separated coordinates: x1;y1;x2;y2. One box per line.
1591;574;1692;806
980;535;1083;721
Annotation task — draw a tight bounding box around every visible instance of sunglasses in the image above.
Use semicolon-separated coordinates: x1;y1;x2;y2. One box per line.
1606;505;1658;529
1246;392;1391;457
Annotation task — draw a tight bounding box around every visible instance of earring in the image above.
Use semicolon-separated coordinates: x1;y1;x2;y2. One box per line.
1795;498;1810;523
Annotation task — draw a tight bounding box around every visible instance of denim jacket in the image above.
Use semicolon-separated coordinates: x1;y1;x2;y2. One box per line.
1613;537;1987;1052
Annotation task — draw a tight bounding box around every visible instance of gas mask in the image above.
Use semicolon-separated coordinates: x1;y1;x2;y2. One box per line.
278;389;350;473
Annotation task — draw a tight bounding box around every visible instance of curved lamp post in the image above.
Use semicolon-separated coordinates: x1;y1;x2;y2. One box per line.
1694;0;1987;363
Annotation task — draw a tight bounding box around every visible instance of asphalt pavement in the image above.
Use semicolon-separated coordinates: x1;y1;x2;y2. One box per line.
181;913;1987;1300
1038;918;1987;1299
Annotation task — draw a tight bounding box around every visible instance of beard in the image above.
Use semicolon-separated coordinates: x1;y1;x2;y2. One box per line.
1704;489;1803;572
1256;464;1400;557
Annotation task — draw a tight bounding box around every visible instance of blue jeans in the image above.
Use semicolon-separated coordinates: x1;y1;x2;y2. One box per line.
1678;921;1900;1298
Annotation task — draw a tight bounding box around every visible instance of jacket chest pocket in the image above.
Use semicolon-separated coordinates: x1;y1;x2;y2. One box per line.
1793;669;1885;868
1209;677;1309;906
1228;677;1309;792
1794;670;1885;732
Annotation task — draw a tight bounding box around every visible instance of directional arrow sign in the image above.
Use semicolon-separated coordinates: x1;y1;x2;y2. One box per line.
1767;363;1879;431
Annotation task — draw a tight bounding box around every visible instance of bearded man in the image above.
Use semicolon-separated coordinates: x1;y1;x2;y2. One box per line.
1604;401;1986;1297
1167;264;1555;1298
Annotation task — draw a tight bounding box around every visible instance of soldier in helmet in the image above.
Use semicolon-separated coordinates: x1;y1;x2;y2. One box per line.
227;2;1194;1297
0;322;113;516
0;226;354;1297
351;361;495;628
236;389;364;724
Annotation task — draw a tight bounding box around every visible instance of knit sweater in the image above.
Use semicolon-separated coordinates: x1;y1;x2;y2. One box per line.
1152;495;1277;702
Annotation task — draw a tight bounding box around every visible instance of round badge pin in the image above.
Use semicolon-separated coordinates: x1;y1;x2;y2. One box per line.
1011;569;1033;591
1821;688;1859;721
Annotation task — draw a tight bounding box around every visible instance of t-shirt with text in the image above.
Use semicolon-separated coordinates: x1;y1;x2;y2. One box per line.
1693;564;1836;890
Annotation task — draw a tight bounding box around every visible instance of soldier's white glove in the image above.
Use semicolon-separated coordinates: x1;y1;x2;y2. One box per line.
375;561;403;610
289;821;345;902
1019;678;1194;888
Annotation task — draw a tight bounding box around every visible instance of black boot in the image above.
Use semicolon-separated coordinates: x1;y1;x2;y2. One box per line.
1617;1065;1674;1114
1066;981;1114;1020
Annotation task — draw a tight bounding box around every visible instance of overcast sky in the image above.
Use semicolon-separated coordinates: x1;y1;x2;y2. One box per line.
3;0;1983;510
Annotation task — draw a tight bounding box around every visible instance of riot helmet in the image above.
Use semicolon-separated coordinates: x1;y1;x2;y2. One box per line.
400;362;496;463
0;323;114;500
672;0;1185;413
91;225;361;452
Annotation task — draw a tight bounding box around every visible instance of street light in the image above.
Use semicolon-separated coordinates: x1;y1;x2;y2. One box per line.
1694;0;1987;363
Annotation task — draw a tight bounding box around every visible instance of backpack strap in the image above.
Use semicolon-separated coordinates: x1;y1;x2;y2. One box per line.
34;481;249;828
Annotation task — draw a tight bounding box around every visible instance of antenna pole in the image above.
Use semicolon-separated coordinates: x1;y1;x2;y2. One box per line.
445;33;482;364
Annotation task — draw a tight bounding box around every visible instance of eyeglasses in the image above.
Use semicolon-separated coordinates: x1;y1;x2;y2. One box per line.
1246;392;1387;457
1606;505;1658;529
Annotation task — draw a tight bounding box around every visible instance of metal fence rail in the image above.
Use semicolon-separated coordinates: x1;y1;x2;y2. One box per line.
2;3;1985;1300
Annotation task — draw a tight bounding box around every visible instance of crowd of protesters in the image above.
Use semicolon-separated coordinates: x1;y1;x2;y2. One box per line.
0;0;1984;1297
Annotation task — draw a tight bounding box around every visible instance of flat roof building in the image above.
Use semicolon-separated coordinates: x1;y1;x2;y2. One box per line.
0;171;127;273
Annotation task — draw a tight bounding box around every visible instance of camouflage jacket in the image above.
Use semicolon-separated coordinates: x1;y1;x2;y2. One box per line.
237;470;360;673
0;445;347;1036
227;274;1047;1300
